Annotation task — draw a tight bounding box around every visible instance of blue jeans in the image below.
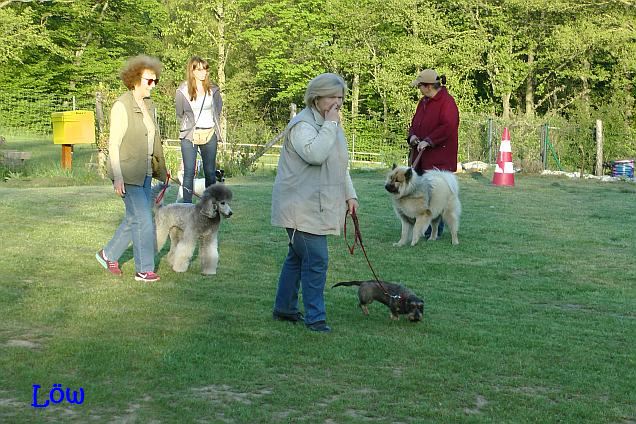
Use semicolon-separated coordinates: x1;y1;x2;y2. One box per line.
103;175;155;273
274;229;329;325
180;134;218;203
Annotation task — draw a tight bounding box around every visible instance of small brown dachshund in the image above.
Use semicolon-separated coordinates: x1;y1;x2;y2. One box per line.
332;280;424;322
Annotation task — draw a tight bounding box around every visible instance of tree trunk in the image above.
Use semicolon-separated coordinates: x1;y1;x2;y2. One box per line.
383;93;388;142
215;2;227;147
595;119;603;176
502;92;511;120
525;48;535;118
351;72;359;160
581;58;591;113
70;2;109;91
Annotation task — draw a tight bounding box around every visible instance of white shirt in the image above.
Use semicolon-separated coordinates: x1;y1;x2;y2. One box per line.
184;87;215;129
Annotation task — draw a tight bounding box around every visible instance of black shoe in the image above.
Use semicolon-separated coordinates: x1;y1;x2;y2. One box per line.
306;321;331;333
272;311;304;323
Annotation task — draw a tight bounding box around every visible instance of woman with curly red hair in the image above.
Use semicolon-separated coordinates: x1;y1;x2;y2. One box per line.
96;55;167;283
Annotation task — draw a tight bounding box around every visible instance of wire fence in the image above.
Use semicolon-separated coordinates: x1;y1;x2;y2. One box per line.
1;90;633;174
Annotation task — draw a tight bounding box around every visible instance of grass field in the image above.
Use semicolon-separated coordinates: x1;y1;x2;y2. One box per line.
1;140;635;422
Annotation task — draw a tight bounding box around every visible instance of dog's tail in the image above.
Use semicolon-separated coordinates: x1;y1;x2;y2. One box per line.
331;280;365;289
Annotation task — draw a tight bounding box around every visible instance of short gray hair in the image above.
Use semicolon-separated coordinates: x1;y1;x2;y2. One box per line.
304;73;347;107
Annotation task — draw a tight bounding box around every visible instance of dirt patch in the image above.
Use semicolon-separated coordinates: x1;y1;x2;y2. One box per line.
344;408;384;421
5;339;40;349
464;394;488;415
191;385;272;406
107;394;153;424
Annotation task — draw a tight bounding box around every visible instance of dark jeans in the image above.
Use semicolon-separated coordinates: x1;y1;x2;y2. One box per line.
424;220;444;239
180;134;218;203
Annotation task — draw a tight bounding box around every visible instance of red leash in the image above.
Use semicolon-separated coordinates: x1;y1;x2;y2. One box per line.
344;209;394;298
154;171;202;205
154;171;171;205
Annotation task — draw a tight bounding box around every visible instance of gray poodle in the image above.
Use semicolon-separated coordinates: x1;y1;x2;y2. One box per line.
155;184;233;275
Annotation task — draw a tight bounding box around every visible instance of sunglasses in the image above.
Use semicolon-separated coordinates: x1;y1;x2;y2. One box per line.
142;77;159;86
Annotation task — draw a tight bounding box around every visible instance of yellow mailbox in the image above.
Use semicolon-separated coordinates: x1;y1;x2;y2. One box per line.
51;110;95;145
51;110;95;168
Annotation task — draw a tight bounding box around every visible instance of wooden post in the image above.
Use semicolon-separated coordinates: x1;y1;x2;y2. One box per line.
487;118;493;164
62;144;73;169
595;119;603;176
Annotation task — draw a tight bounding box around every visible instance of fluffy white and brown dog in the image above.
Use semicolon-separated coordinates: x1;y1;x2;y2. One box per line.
155;184;233;275
384;165;461;246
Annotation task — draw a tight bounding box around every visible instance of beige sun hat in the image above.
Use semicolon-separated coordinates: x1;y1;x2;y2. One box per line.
411;69;439;87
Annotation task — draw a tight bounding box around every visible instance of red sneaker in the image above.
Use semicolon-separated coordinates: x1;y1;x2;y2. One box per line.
134;272;160;282
95;250;122;276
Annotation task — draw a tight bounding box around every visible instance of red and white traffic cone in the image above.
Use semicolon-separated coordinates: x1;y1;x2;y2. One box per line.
492;127;515;186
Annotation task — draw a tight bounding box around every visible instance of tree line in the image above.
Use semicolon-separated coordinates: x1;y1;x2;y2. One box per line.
1;0;635;172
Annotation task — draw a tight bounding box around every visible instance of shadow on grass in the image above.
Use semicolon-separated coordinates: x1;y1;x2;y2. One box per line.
468;172;491;185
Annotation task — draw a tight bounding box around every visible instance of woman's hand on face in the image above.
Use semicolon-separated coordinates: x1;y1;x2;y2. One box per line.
113;179;125;197
324;103;340;123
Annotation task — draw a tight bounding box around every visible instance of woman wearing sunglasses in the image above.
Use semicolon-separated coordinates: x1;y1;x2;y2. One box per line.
96;55;167;283
175;56;223;203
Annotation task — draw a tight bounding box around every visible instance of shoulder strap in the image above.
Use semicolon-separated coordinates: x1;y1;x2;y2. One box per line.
193;91;207;128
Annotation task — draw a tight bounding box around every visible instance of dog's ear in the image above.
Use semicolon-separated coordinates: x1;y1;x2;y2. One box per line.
392;163;397;170
405;167;412;180
200;200;218;218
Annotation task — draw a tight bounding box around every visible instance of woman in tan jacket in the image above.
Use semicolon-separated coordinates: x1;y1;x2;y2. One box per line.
271;73;358;332
96;55;167;283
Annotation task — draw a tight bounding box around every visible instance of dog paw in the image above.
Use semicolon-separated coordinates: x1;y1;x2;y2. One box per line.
172;266;188;273
201;270;217;276
393;241;406;247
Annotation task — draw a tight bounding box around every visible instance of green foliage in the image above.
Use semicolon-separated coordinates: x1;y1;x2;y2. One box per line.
0;6;56;65
1;172;635;421
596;93;636;162
0;0;635;172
